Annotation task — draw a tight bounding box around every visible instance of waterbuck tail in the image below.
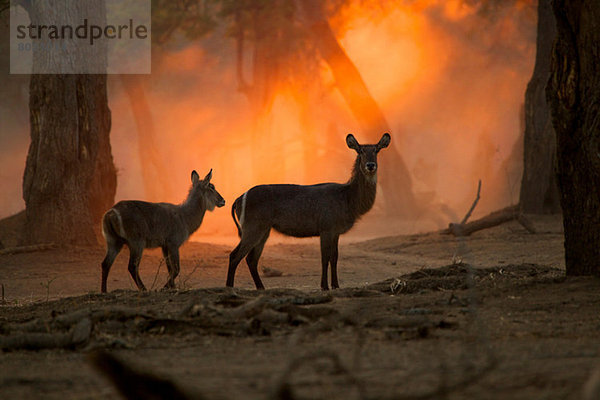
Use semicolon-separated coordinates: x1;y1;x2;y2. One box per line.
102;208;126;242
231;200;242;237
231;192;248;237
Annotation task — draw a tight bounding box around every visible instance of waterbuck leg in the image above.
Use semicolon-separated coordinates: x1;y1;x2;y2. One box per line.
330;235;340;289
319;234;335;291
226;243;242;287
227;228;269;288
101;241;123;293
245;232;270;290
161;246;174;288
127;245;146;291
163;247;180;289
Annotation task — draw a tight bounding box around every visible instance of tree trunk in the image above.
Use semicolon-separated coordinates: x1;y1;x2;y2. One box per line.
22;1;116;245
24;74;116;245
120;75;172;201
251;15;286;184
547;0;600;276
519;0;560;214
298;1;416;216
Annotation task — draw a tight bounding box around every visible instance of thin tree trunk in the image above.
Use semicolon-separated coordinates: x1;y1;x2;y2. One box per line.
120;75;171;201
236;5;286;184
294;90;320;182
298;1;416;216
519;0;560;214
547;0;600;276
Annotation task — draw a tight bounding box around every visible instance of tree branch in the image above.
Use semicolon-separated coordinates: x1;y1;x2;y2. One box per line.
461;179;481;224
442;205;536;236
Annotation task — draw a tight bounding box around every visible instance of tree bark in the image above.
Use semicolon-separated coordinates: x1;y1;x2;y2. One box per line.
547;0;600;276
22;1;116;245
23;74;116;246
519;0;560;214
298;1;416;216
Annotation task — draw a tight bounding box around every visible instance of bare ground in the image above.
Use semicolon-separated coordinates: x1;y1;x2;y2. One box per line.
1;215;600;399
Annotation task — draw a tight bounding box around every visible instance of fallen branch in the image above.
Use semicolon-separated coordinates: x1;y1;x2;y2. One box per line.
215;293;333;320
0;318;92;350
442;205;536;236
4;307;153;334
0;243;58;255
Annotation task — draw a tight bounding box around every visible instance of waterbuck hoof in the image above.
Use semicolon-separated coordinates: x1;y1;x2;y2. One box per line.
321;286;330;291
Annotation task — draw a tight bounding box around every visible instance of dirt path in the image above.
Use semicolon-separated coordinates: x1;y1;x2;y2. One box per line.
3;215;599;400
0;216;564;302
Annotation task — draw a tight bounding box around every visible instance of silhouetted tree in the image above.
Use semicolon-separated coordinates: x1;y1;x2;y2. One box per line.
119;74;172;201
519;0;560;214
19;0;116;245
297;0;415;216
547;0;600;275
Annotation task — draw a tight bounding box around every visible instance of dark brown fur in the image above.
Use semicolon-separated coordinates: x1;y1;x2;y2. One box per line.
100;170;225;293
227;133;391;290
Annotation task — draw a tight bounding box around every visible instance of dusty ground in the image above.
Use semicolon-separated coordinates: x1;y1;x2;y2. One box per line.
1;214;600;399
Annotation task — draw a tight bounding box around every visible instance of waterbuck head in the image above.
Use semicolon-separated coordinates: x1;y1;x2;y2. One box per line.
191;169;226;211
346;133;391;178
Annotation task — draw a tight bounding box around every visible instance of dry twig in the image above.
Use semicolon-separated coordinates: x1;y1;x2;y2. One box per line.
150;258;164;291
460;179;481;225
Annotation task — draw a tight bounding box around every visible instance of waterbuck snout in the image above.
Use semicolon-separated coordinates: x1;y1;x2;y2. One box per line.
227;133;391;290
100;169;224;293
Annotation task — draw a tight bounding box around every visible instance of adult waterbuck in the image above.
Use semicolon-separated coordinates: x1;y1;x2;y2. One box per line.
227;133;391;290
100;169;225;293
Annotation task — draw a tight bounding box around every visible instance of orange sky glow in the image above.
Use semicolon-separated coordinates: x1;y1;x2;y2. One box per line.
0;0;537;242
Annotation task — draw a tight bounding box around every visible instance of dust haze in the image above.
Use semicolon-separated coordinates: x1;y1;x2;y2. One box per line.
0;0;536;243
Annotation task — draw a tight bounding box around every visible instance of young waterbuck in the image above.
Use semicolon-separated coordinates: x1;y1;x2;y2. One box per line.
100;169;225;293
227;133;391;290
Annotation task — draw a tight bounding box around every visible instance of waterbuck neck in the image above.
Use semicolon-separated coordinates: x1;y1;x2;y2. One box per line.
180;186;208;235
347;156;377;217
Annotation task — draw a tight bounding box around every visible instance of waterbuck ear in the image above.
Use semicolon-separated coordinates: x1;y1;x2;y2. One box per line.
191;170;200;184
203;169;213;183
346;134;360;152
376;133;391;151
